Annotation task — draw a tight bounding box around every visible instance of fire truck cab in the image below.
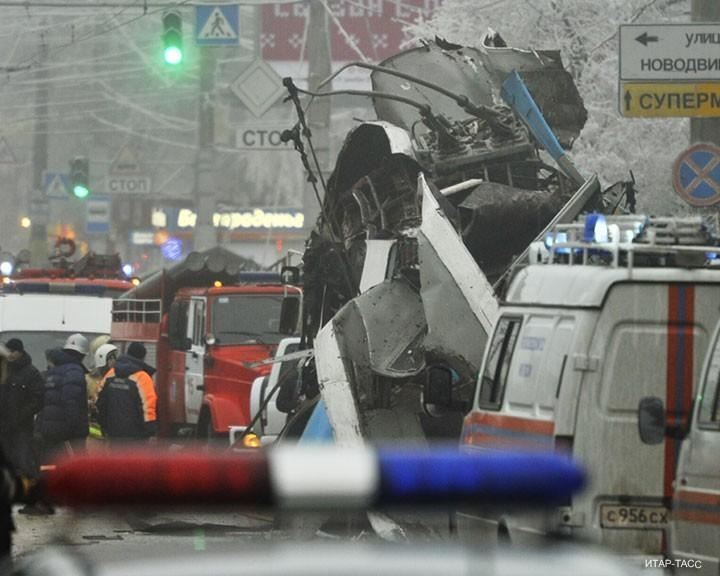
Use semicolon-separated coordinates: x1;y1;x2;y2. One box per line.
453;215;720;557
111;252;301;439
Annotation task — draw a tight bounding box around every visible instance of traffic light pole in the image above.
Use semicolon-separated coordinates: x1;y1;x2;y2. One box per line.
691;0;720;146
193;47;217;251
29;31;49;266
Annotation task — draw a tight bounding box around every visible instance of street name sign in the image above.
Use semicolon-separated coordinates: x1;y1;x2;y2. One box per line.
620;24;720;81
672;143;720;207
621;82;720;118
196;5;240;46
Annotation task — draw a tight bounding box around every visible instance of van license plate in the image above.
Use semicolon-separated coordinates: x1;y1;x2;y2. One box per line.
600;505;669;529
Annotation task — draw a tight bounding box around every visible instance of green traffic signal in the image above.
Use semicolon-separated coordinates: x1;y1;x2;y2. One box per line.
162;11;183;67
73;184;90;199
69;156;90;199
164;45;183;65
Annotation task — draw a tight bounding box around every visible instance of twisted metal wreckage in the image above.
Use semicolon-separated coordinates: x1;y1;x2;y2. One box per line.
282;35;636;445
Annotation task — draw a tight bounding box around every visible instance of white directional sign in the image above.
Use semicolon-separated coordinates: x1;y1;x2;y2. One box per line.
236;125;293;150
620;24;720;81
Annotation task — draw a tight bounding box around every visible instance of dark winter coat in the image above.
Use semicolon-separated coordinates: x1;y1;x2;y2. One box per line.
0;352;44;435
36;350;89;442
97;355;157;439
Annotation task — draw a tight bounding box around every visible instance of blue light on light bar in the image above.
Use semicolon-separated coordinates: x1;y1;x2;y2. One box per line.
376;449;585;506
583;213;607;243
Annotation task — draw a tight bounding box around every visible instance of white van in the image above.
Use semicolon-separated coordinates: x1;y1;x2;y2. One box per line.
453;215;720;557
0;290;113;367
670;315;720;573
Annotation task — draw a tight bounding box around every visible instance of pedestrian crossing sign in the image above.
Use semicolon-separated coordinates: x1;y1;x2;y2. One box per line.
43;171;70;199
196;5;239;46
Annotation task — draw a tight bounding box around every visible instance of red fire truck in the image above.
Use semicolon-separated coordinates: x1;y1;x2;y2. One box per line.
110;248;301;439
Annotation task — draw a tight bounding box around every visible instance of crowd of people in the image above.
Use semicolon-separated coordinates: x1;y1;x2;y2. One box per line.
0;334;158;517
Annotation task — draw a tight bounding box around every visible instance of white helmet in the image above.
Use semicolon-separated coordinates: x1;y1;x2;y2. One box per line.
64;333;89;355
94;343;118;369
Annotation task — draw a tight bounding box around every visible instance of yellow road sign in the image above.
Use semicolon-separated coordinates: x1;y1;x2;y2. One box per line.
620;82;720;117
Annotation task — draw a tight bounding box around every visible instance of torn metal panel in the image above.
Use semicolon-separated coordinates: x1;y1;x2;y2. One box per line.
371;39;586;150
317;279;427;442
419;174;499;339
371;45;495;130
477;34;587;147
314;320;364;447
456;179;576;282
359;239;395;294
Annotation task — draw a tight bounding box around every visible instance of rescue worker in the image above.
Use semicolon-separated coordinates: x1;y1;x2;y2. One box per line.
97;344;157;442
86;335;112;407
36;334;90;459
0;339;44;482
87;343;118;444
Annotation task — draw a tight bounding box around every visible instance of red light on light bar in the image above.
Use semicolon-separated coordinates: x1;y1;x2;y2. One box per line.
46;450;272;507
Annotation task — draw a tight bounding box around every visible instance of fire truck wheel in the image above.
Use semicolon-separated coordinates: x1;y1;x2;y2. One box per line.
196;411;226;447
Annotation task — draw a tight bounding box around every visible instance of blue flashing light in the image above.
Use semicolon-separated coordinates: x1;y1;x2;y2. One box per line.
122;264;133;277
376;449;585;506
707;252;719;260
0;261;13;276
583;213;607;243
161;236;183;261
544;234;554;249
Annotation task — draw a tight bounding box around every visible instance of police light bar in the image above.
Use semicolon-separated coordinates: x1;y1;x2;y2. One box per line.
44;447;585;509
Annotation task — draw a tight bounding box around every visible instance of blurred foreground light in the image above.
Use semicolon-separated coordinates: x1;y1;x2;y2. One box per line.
20;216;31;228
213;280;223;288
2;277;10;285
45;448;585;510
131;277;141;287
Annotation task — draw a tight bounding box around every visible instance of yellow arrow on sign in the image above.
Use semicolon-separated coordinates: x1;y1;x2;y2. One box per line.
620;82;720;118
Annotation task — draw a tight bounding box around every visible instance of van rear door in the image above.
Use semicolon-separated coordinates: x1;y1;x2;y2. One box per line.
575;282;718;554
673;324;720;570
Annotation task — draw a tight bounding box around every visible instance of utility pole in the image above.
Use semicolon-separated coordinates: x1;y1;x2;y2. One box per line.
194;47;217;251
29;31;49;266
691;0;720;146
303;0;332;237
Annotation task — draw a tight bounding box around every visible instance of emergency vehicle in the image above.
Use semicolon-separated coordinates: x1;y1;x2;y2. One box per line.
0;250;132;364
670;313;720;573
110;248;302;439
450;215;720;557
231;336;316;448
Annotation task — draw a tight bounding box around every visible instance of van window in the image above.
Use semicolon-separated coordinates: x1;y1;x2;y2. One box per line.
478;317;522;410
168;301;189;350
699;337;720;430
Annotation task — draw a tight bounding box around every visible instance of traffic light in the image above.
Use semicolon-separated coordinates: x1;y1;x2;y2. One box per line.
162;10;183;66
69;156;90;199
